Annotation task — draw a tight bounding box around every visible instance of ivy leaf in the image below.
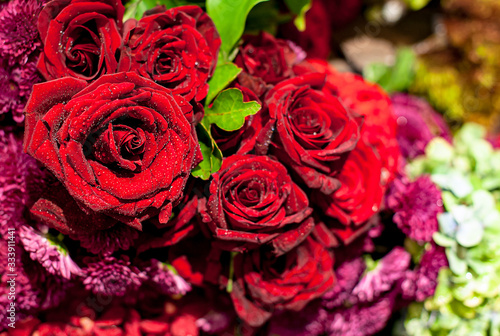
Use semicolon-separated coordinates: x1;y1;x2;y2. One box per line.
206;61;242;106
203;88;260;131
207;0;268;60
284;0;311;31
191;123;223;180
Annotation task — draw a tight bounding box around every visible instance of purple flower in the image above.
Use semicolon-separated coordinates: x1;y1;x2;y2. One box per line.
352;247;410;303
387;175;443;244
325;294;396;336
402;245;448;301
392;93;451;159
322;258;366;309
145;259;191;296
20;224;81;279
0;0;43;65
73;223;139;256
0;131;46;237
82;256;146;297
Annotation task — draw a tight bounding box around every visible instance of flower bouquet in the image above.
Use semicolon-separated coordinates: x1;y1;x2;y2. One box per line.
1;0;499;335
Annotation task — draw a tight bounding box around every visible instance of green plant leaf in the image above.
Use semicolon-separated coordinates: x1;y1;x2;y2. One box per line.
284;0;311;31
203;88;260;131
207;0;268;59
363;48;416;93
206;61;242;106
403;0;432;10
123;0;150;21
191;123;223;180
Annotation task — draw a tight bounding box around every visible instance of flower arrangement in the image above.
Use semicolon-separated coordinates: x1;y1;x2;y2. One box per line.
0;0;499;335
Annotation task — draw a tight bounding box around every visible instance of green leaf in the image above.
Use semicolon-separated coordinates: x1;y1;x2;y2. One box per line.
284;0;311;31
403;0;432;10
206;61;242;106
123;0;150;21
363;48;416;93
433;231;456;247
207;0;268;59
191;123;223;180
203;88;260;131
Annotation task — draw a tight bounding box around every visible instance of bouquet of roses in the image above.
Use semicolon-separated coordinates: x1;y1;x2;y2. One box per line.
0;0;473;335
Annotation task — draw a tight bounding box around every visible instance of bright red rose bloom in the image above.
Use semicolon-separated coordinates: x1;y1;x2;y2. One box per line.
312;138;384;244
295;60;400;186
230;237;335;327
23;72;201;232
257;73;362;194
119;5;221;102
37;0;123;81
200;155;314;255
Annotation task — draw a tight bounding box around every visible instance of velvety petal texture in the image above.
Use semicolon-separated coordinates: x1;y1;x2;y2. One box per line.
201;154;313;254
258;73;362;194
119;5;221;102
23;72;201;232
37;0;124;81
231;237;335;327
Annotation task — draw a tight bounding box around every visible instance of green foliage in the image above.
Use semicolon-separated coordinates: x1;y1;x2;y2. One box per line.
405;123;500;336
283;0;311;31
203;88;260;131
402;0;432;11
205;61;242;106
191;123;223;180
364;48;416;93
207;0;268;60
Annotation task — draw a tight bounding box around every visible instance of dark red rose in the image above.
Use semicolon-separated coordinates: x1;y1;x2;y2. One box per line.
23;72;201;232
211;86;263;155
230;237;335;327
295;60;400;186
257;73;362;194
118;5;220;102
235;32;304;89
312;138;384;244
37;0;123;81
200;154;313;255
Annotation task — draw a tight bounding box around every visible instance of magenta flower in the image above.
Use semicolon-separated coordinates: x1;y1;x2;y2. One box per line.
392;93;451;159
145;259;191;296
0;0;43;65
402;245;448;301
20;225;81;279
387;175;443;244
82;256;146;297
352;247;410;303
322;257;366;309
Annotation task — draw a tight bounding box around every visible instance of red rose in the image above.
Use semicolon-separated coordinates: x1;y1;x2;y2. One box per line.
118;5;220;102
23;72;201;232
257;73;362;194
37;0;123;81
235;32;303;90
295;60;400;186
230;237;335;327
312;138;384;244
200;155;313;255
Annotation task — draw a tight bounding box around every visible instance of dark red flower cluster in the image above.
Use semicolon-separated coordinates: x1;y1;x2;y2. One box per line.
10;1;408;335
